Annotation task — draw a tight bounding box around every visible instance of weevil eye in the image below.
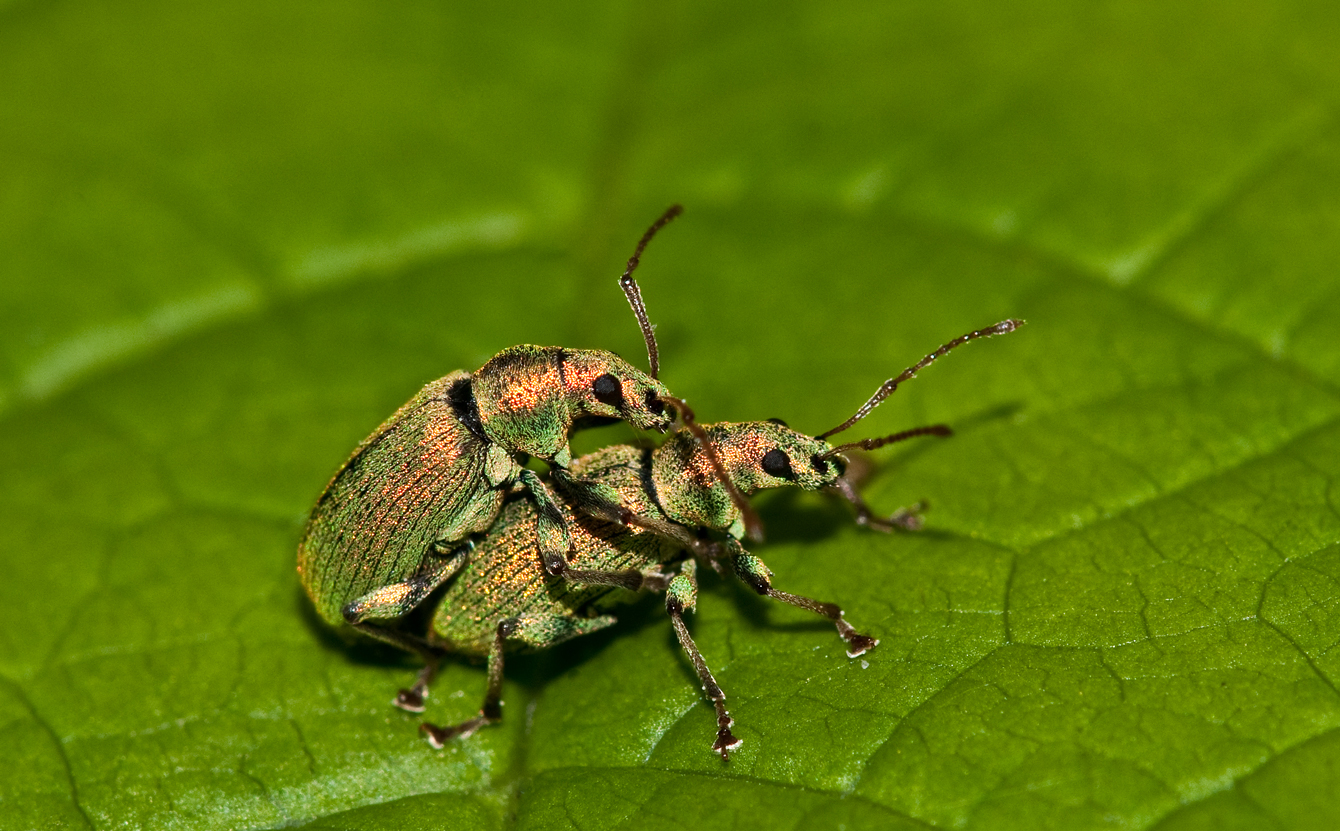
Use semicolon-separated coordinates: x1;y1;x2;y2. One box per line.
761;448;796;479
810;454;831;475
766;417;788;427
645;389;665;416
592;373;625;408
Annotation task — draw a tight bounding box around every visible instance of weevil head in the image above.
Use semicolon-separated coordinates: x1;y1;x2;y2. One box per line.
722;419;846;493
473;345;674;460
561;349;675;433
652;419;844;531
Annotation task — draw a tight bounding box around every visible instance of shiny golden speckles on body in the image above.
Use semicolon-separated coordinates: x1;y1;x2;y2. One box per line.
430;445;677;657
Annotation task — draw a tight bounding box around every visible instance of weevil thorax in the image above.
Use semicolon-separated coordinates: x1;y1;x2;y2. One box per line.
652;420;842;532
472;345;572;460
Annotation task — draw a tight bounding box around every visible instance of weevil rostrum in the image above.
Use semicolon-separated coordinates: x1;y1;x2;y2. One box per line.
297;207;731;697
401;320;1023;758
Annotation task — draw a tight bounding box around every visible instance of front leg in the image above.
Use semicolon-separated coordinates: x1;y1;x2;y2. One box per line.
517;467;573;576
828;476;926;532
550;466;711;557
727;541;878;658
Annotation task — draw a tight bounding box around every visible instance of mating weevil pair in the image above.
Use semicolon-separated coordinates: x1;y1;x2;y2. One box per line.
297;206;1023;758
297;208;688;664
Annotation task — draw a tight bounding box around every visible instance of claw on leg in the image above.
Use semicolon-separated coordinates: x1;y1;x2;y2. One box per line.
421;714;492;748
394;657;440;713
712;712;742;759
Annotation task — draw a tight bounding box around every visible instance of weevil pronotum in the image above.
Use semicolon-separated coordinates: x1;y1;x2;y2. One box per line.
296;207;758;708
402;320;1023;757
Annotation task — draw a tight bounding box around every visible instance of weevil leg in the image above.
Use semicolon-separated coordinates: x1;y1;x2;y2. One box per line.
421;617;514;747
394;659;439;713
664;560;741;759
517;468;574;576
341;541;472;712
550;467;713;558
344;540;473;625
420;612;619;747
730;546;878;657
560;564;673;594
828;476;927;532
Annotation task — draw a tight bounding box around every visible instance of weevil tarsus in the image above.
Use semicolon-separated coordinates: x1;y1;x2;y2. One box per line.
395;658;440;713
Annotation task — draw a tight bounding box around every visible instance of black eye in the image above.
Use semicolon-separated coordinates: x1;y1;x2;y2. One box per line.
592;374;625;407
766;417;788;427
645;389;665;416
761;448;795;479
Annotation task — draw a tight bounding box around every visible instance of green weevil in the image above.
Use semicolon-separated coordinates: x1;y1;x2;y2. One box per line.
399;320;1022;757
297;207;740;706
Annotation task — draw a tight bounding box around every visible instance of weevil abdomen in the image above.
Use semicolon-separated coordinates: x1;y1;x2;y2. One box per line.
298;371;509;626
429;445;679;656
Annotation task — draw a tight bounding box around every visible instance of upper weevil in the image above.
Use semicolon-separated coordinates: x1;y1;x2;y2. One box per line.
297;207;694;678
399;320;1023;757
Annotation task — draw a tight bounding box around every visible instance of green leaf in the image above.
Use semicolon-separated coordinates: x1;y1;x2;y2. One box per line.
3;1;1339;829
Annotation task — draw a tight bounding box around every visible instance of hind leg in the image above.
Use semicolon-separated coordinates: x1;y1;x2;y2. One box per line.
340;541;472;712
419;612;617;746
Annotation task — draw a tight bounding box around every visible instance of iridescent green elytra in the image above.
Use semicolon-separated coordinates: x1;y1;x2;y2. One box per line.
297;208;686;669
398;320;1023;758
297;347;672;624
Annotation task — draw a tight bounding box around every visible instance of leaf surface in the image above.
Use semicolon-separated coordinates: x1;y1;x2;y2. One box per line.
2;2;1339;830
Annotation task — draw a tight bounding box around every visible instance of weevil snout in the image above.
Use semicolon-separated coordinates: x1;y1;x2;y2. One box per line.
635;381;675;432
645;389;667;423
610;372;673;432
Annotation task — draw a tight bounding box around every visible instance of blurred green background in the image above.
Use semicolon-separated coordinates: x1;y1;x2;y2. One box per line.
3;2;1340;829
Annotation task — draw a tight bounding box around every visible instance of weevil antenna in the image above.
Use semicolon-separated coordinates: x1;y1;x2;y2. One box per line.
619;205;683;379
817;319;1024;440
820;424;952;460
661;395;766;543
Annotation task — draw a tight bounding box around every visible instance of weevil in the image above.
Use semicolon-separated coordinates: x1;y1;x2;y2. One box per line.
401;320;1022;757
297;207;740;695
